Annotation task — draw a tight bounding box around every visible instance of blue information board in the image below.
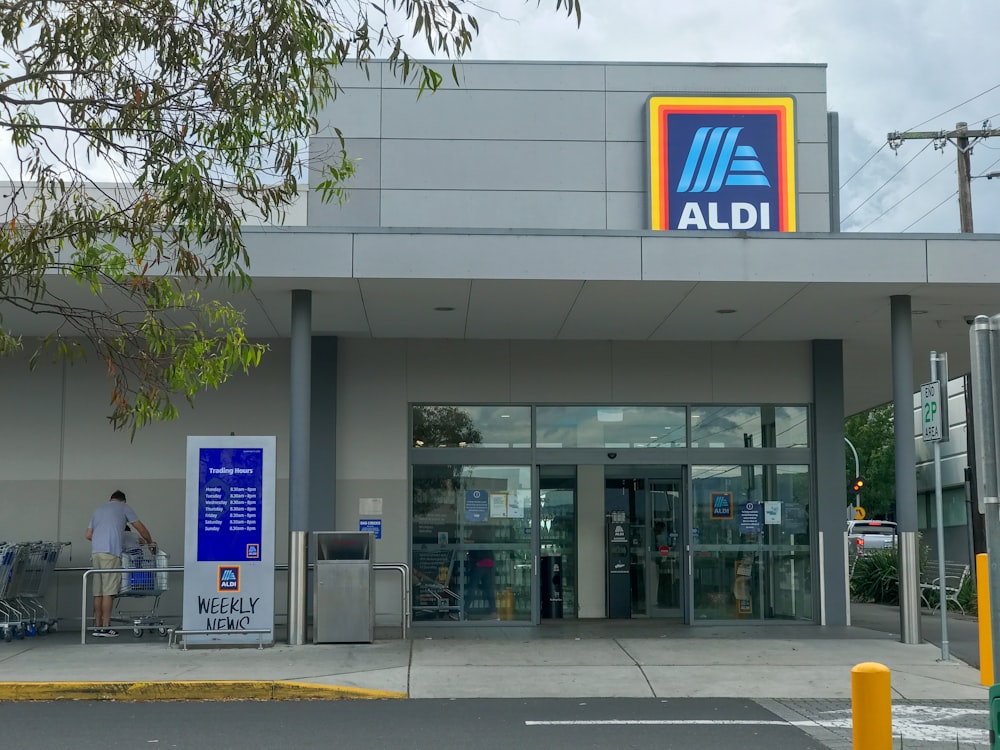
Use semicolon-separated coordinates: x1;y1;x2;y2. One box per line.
738;501;763;534
197;447;264;561
359;519;382;539
465;489;489;522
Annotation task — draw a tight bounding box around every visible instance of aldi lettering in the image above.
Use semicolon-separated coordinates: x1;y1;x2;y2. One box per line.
648;96;796;232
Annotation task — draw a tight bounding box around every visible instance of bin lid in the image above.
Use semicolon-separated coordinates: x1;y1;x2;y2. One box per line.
314;532;371;561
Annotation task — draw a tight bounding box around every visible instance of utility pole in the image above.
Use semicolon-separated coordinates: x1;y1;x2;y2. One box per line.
887;121;1000;233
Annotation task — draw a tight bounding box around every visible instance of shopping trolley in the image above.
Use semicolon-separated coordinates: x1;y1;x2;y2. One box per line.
113;544;171;637
0;543;26;641
9;541;70;636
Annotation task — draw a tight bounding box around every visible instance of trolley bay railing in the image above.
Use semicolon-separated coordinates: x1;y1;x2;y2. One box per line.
71;560;411;644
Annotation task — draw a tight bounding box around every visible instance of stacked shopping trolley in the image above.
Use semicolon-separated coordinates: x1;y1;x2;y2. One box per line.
0;541;70;641
114;543;171;637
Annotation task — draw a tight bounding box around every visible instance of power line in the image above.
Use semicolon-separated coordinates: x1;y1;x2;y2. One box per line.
840;143;887;190
904;82;1000;132
902;190;958;232
841;141;933;225
859;159;954;231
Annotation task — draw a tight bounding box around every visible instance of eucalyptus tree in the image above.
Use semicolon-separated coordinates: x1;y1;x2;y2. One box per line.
0;0;581;433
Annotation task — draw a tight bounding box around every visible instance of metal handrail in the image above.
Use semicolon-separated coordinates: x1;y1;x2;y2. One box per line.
374;562;410;639
77;560;412;643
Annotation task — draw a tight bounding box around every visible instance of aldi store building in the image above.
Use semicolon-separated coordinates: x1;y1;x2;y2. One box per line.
2;60;995;631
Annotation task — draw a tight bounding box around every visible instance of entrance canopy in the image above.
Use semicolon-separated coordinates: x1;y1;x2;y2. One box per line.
7;227;997;415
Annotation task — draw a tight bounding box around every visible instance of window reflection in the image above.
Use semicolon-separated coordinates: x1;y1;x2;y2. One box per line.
536;406;687;448
412;406;530;448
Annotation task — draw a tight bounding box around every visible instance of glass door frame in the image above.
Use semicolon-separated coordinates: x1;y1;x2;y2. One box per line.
604;465;687;621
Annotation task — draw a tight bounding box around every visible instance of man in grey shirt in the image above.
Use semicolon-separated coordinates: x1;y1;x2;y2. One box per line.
86;490;153;638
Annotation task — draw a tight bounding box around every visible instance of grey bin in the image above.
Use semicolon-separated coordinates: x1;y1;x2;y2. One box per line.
312;531;374;643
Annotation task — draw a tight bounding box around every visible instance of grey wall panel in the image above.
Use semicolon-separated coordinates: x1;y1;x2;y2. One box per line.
330;61;383;89
379;189;608;230
245;232;354;277
336;477;408;569
927;239;1000;282
380;89;606;141
577;464;606;618
508;340;613;402
796;143;832;195
606;141;646;192
611;341;714;402
607;192;646;230
316;88;382;139
405;340;512;402
641;236;927;282
311;138;381;190
604;63;827;94
379;140;607;192
797;193;831;232
709;341;812;402
354;233;642;280
0;352;63;480
421;62;605;92
337;338;407;481
308;189;380;227
812;339;847;626
606;92;829;144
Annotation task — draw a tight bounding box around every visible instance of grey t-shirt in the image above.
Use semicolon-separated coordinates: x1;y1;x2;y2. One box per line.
88;501;139;556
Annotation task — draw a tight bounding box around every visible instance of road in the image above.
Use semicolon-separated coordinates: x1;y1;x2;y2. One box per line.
0;698;832;750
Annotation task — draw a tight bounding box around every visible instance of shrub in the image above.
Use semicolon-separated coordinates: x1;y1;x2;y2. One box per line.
850;548;900;604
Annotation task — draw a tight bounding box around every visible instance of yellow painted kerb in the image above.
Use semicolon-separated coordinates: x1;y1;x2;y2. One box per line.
0;681;407;701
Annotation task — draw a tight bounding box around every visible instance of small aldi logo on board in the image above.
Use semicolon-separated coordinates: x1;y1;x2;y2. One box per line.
648;96;796;232
217;565;240;592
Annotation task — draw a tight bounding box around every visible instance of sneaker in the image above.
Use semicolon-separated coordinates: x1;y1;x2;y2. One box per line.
104;629;119;638
92;629;108;637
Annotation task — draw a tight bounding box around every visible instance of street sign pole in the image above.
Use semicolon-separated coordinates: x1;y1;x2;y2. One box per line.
925;352;950;661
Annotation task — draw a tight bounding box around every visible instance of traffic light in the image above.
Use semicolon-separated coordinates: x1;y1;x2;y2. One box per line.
851;476;865;494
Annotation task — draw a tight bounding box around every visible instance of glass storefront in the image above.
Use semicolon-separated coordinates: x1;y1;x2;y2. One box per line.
410;404;813;626
690;464;811;621
411;465;533;622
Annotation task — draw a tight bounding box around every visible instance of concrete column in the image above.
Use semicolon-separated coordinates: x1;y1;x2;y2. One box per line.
813;340;847;626
288;289;311;645
891;294;921;644
310;337;338;531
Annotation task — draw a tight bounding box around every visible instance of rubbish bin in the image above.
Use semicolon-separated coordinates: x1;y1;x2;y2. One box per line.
540;554;564;619
312;531;374;643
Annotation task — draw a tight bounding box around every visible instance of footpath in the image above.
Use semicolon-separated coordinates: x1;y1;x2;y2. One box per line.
0;611;989;749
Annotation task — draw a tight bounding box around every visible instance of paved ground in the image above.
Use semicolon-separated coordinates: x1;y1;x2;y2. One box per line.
0;609;990;748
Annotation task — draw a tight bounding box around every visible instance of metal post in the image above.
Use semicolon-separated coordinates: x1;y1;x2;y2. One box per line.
969;315;1000;682
891;295;921;644
931;352;949;661
845;436;860;509
288;289;312;646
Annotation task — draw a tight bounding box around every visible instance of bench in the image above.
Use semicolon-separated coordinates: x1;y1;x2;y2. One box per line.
919;561;971;614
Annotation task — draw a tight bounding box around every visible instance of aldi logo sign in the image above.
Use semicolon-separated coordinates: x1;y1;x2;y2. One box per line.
648;96;796;232
217;565;240;592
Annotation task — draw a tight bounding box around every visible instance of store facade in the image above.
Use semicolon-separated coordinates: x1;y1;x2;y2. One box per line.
3;60;995;632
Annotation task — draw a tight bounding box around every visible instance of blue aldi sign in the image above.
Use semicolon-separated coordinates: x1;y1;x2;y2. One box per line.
648;96;796;232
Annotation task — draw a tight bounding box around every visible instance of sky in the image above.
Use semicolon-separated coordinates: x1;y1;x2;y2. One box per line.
436;0;1000;234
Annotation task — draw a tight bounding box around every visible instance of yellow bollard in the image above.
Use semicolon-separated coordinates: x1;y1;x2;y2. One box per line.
978;553;993;686
851;662;892;750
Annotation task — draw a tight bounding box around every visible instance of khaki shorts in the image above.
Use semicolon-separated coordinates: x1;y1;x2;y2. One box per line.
91;553;121;596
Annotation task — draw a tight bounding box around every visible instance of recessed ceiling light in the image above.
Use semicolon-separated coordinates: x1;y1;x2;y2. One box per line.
499;414;511;419
716;308;737;315
649;435;658;440
434;306;455;312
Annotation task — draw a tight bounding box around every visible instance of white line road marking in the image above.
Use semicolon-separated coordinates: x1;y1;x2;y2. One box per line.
526;706;991;744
